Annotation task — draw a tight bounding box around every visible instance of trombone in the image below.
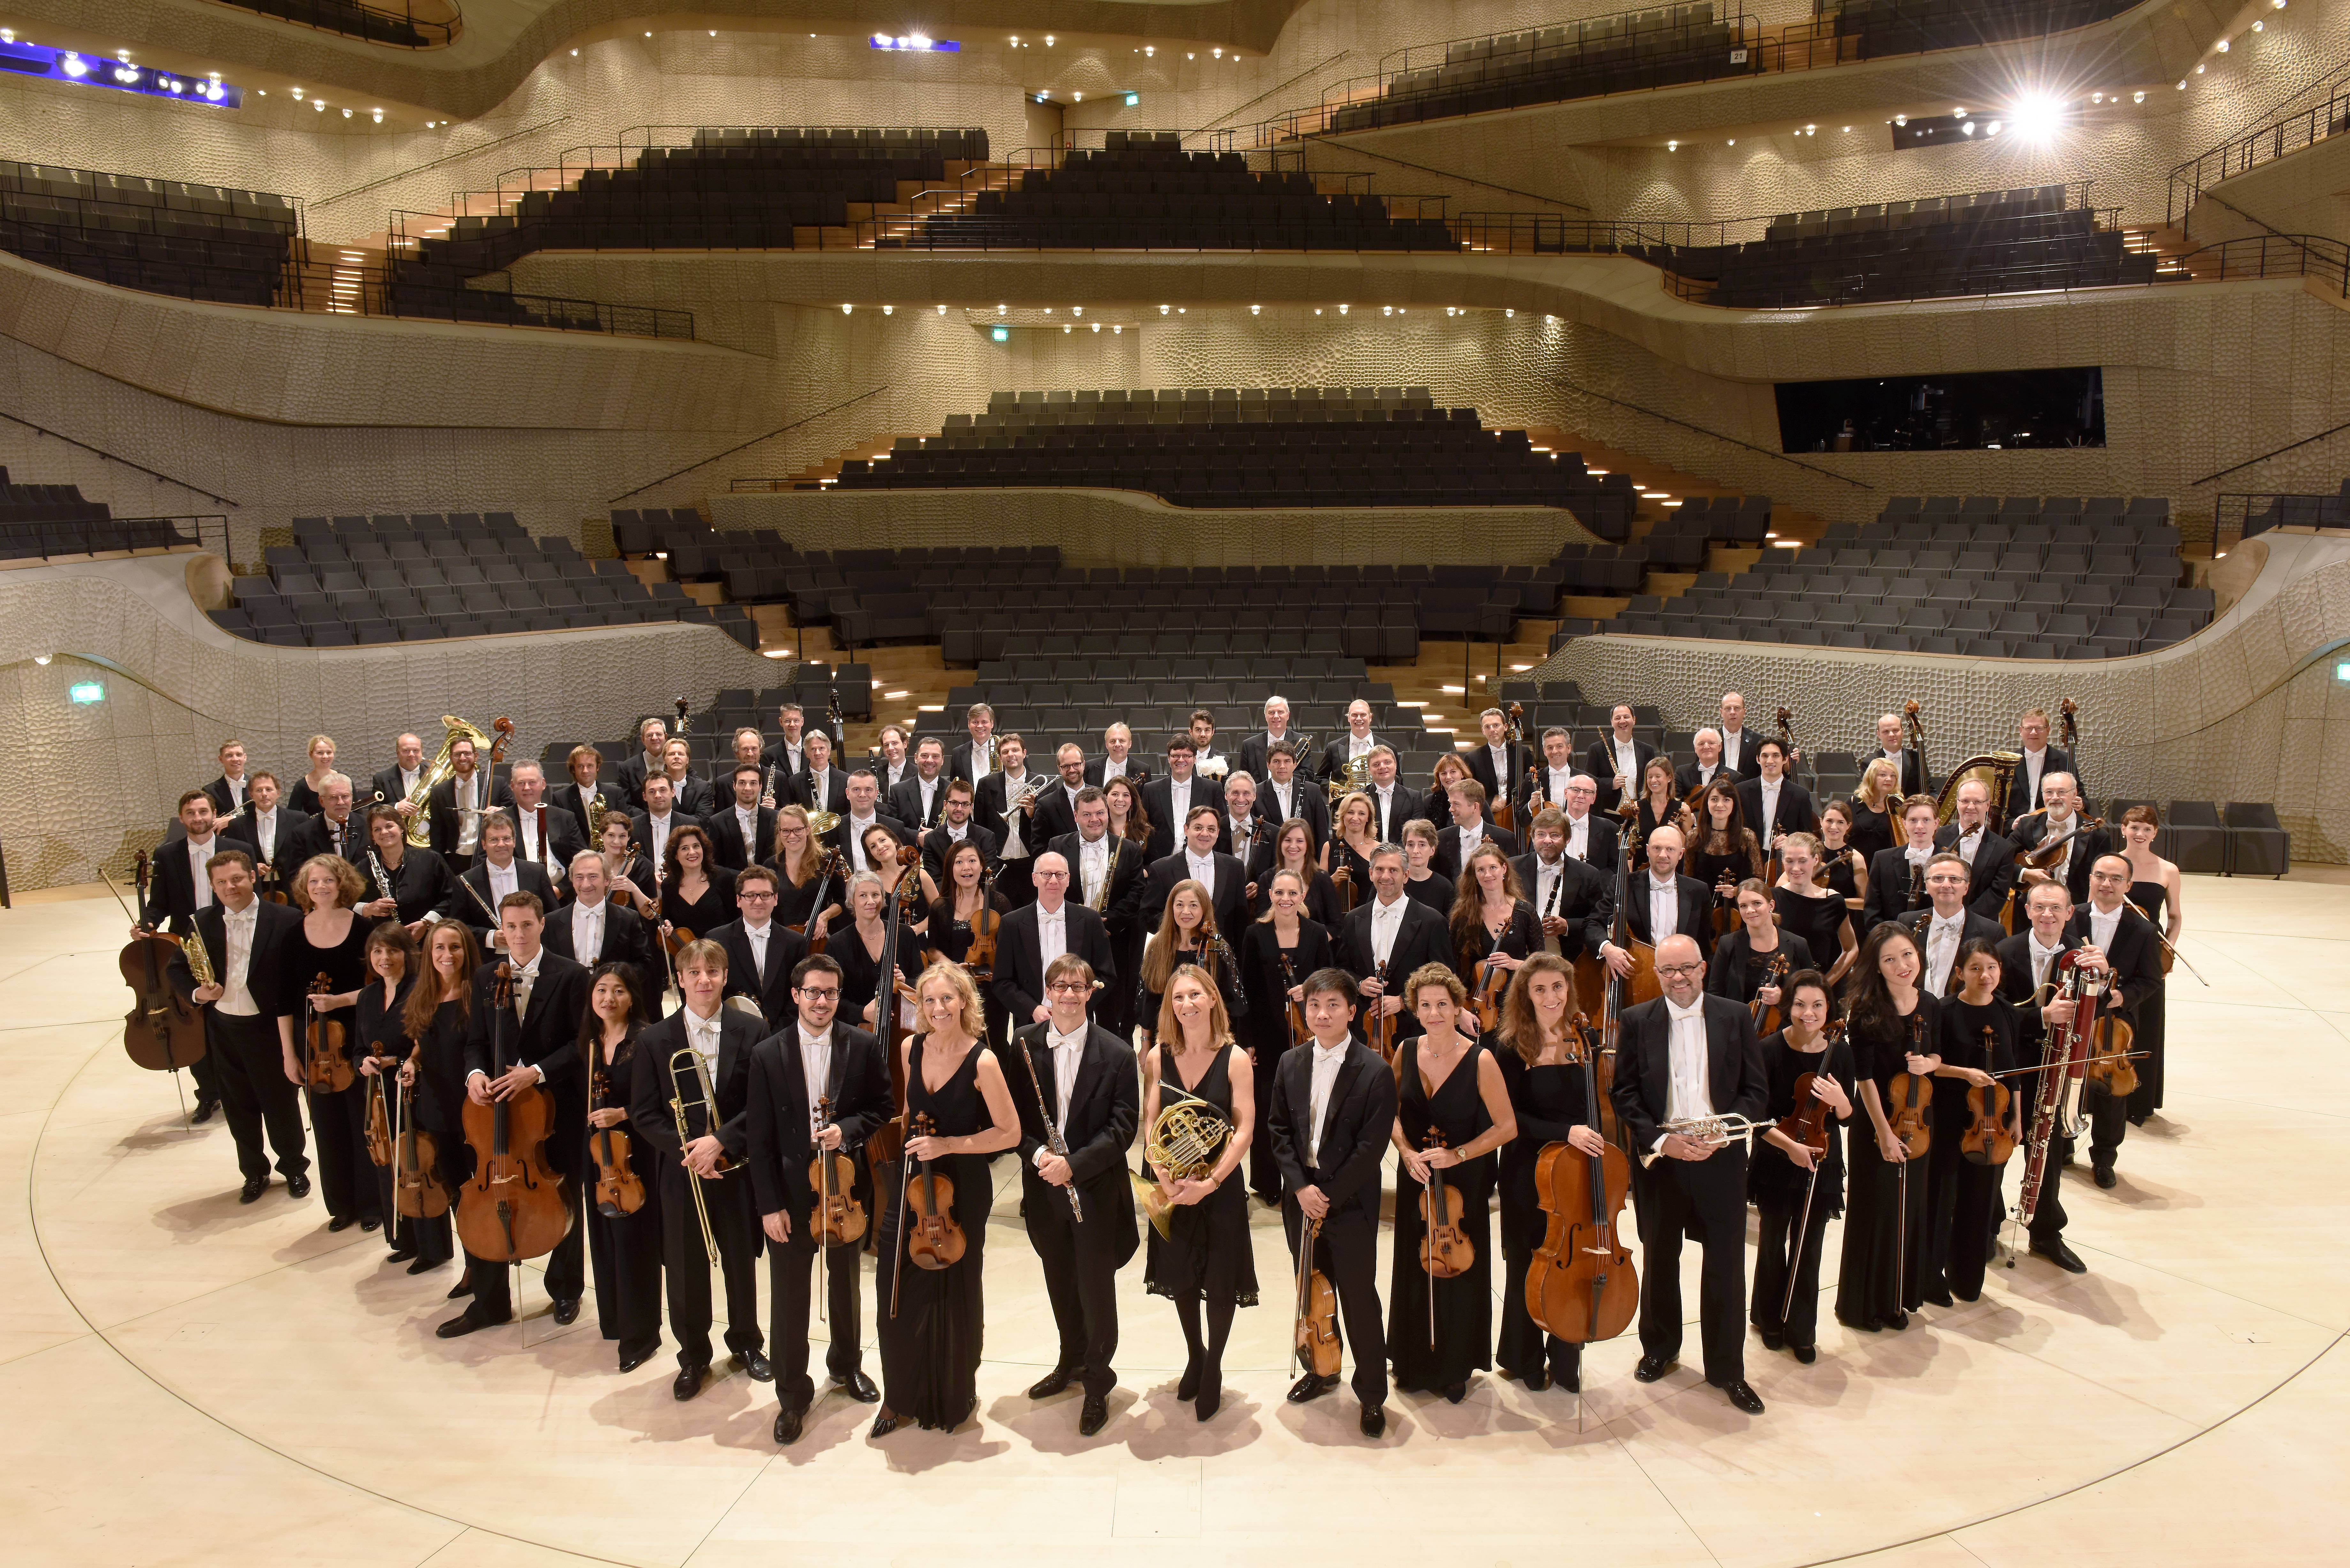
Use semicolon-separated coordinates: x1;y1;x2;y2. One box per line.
667;1044;733;1266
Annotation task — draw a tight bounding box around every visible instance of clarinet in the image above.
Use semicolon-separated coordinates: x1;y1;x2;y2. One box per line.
367;849;396;910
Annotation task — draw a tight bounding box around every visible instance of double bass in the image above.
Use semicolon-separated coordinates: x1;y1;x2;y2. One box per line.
1524;1013;1636;1345
861;854;926;1170
1573;801;1654;1150
455;962;572;1266
1491;702;1526;834
393;1074;451;1220
117;850;208;1077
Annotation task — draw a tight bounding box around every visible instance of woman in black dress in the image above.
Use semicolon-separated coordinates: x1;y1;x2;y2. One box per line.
1836;923;1941;1332
1254;818;1340;928
865;823;940;922
287;733;340;818
579;961;665;1372
1400;820;1455;914
1847;760;1900;865
1815;801;1872;918
1142;964;1259;1421
658;825;735;942
1492;952;1603;1392
1707;879;1815;1012
1448;842;1538;1018
1135;880;1247;1051
836;871;923;1042
1633;757;1696;845
871;962;1021;1436
1388;962;1517;1403
1928;940;2020;1306
290;853;381;1234
765;805;842;936
352;922;417;1261
1772;834;1858;990
1236;871;1333;1203
926;841;1011;1043
2118;805;2183;1121
397;920;478;1281
1749;970;1855;1361
1325;793;1380;919
1101;775;1153;1034
355;803;455;935
1688;780;1764;935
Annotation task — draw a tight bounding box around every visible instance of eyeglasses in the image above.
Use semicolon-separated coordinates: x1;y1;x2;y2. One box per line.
739;889;776;901
795;986;839;1001
1046;980;1093;995
1034;870;1069;881
1656;962;1705;978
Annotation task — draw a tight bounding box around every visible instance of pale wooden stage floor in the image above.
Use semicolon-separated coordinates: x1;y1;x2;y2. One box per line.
4;878;2347;1568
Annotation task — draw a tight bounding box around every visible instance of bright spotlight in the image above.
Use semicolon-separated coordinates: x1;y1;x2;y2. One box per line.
2007;93;2064;141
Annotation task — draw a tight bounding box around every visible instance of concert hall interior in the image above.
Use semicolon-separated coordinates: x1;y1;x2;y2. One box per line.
2;0;2350;1561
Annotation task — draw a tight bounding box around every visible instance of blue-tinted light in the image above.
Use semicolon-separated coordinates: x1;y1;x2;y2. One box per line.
990;325;1010;342
870;34;959;51
0;42;242;106
69;681;104;704
1125;93;1140;106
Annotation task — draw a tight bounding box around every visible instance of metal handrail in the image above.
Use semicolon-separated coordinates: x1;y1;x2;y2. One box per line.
210;0;458;49
2167;77;2350;236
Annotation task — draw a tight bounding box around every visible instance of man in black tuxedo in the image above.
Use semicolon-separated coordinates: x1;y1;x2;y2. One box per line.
1269;969;1397;1435
202;738;252;818
920;779;1000;885
371;731;428;824
1466;706;1533;825
1513;808;1613;961
2002;706;2081;829
282;772;367;870
553;745;629;845
1142;735;1226;862
1934;778;2019;922
501;763;584;898
1083;722;1146;789
1260;742;1334;845
427;735;510;874
991;852;1116;1031
1585;704;1656;814
616;717;669;808
705;763;777;874
1012;956;1142;1437
1994;882;2088;1274
1736;739;1816;858
1047;788;1144;935
1557;774;1619;869
145;789;234;937
1432;779;1520;883
949;701;999;785
1904;854;2007;996
1338;845;1453;1050
1236;696;1304;789
438;892;591;1338
629;775;700;870
1675;729;1731;798
1609;931;1769;1414
786;729;851;819
888;736;951;831
705;865;810;1027
1868;712;1928;799
2072;855;2165;1189
542;851;653;1012
1715;691;1773;781
1592;823;1710;965
1865;796;1944;931
625;937;772;1399
165;849;306;1200
745;953;891;1442
1219;773;1276;901
824;770;912;878
653;741;718;821
1138;806;1250;938
975;733;1050;906
1319;698;1382;786
2012;773;2108;906
221;771;307;907
1030;743;1091;848
759;702;809;786
1527;728;1579;817
446;813;558;944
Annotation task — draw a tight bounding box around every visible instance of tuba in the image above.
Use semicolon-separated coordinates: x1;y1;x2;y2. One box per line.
1133;1085;1233;1240
402;716;494;847
1935;752;2022;828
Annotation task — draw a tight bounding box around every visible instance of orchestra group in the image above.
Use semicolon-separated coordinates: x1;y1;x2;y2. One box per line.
125;688;2188;1444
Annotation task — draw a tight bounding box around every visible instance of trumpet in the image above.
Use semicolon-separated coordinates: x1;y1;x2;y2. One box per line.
1006;774;1050;813
666;1044;734;1266
1643;1112;1770;1167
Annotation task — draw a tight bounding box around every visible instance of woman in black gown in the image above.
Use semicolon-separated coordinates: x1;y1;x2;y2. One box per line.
1399;821;1455;915
1707;879;1815;1012
1387;962;1517;1403
1325;793;1380;920
834;871;923;1042
1836;923;1941;1332
1448;843;1537;1020
1633;757;1696;845
579;961;665;1372
2118;805;2183;1121
287;733;340;818
397;920;478;1280
1772;834;1857;991
352;923;417;1261
1749;970;1855;1361
765;805;842;936
1846;760;1900;865
1492;952;1603;1392
926;841;1011;1044
1135;880;1247;1052
1235;871;1332;1203
1927;940;2019;1306
1688;780;1764;935
1142;964;1259;1421
1253;818;1340;928
1815;802;1872;920
871;962;1021;1436
658;825;735;942
290;854;381;1234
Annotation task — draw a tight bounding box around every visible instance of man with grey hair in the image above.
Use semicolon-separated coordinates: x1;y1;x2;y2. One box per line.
504;760;584;892
1676;728;1727;796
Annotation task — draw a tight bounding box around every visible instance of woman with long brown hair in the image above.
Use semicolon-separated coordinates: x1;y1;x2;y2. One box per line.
1136;879;1246;1052
1325;791;1380;915
1771;833;1857;988
1689;778;1764;925
397;919;480;1282
353;921;418;1263
765;804;837;933
1491;953;1603;1392
577;961;665;1373
289;853;378;1235
658;824;734;941
1835;923;1941;1332
1634;755;1696;845
1253;816;1340;927
1446;841;1538;1005
1102;774;1152;849
1816;799;1871;913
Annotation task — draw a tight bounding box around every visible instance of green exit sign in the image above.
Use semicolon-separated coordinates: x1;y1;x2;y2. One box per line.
2339;661;2350;682
69;681;104;704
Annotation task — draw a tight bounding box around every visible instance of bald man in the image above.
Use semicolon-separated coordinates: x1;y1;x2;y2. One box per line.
1592;825;1710;969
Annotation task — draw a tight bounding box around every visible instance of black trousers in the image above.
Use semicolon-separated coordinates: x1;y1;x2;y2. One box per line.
584;1187;664;1363
768;1225;864;1409
208;1011;307;1184
658;1162;762;1369
2085;1079;2129;1168
1631;1147;1749;1386
1023;1174;1121;1397
466;1174;585;1320
308;1079;378;1223
189;1039;221;1105
1282;1202;1387;1410
1752;1180;1834;1347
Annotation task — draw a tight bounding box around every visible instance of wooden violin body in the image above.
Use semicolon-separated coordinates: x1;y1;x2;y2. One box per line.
304;973;354;1093
588;1122;646;1217
394;1077;451;1220
903;1115;966;1271
1364;960;1399;1064
365;1073;394;1167
1525;1106;1636;1344
1472;955;1510;1034
1962;1082;2016;1166
1750;948;1793;1038
810;1094;867;1245
2084;1011;2138;1099
1294;1220;1341;1378
1417;1134;1474;1279
1886;1071;1933;1160
1776;1068;1834;1160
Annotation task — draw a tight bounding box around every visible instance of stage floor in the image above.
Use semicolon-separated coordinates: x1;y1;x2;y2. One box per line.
4;877;2347;1568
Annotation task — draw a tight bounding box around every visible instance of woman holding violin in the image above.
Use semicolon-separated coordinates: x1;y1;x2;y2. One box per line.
1493;953;1604;1392
1771;834;1857;988
1448;843;1537;1028
1634;756;1697;846
1688;780;1764;927
1926;940;2019;1307
1387;963;1516;1404
1748;970;1853;1363
1814;802;1872;914
764;805;838;934
864;823;940;919
2117;804;2183;1124
397;920;479;1282
871;963;1021;1437
1707;879;1815;1018
658;825;735;942
579;961;666;1373
926;841;1009;1036
1141;965;1259;1422
352;923;418;1263
288;854;381;1236
835;871;924;1043
1237;870;1334;1205
1323;792;1381;916
1134;880;1246;1054
1835;923;1941;1332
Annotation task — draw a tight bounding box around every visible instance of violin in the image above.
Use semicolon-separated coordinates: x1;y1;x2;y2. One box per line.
1492;701;1525;834
901;1112;965;1272
1293;1217;1342;1378
455;962;572;1263
1364;958;1399;1064
1417;1131;1474;1279
2082;988;2139;1099
1278;952;1310;1049
393;1074;451;1219
2018;814;2106;873
1750;947;1792;1037
1962;1026;2017;1167
1773;1021;1847;1159
586;1053;647;1217
303;973;354;1093
810;1094;868;1246
119;851;208;1074
1472;946;1511;1034
609;851;644;914
1525;1017;1636;1344
365;1068;394;1167
1886;1060;1933;1160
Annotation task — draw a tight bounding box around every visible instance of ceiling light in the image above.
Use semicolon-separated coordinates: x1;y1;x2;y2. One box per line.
315;99;326;111
881;305;893;315
1090;322;1101;332
1072;305;1081;315
1382;305;1392;315
292;86;302;97
2197;63;2206;72
936;304;946;313
1213;47;1223;57
1145;46;1154;55
1064;324;1072;334
2134;91;2146;103
1667;140;1678;150
1073;92;1081;101
842;303;853;313
1159;304;1170;314
1250;304;1260;313
1113;324;1122;334
2254;19;2264;30
1045;35;1054;45
571;48;577;55
1726;138;1734;146
1894;114;1907;125
1337;303;1348;313
2217;38;2229;50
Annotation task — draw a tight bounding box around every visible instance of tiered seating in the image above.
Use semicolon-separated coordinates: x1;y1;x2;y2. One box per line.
2242;478;2350;536
217;0;451;48
213;512;757;649
0;472;199;559
1836;0;2138;59
1580;495;2208;659
830;387;1636;531
899;133;1457;251
0;161;297;306
1329;3;1757;134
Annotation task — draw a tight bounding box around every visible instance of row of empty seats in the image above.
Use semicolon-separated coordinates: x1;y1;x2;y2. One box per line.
0;161;296;307
0;471;200;559
216;0;451;48
1762;185;2073;242
1835;0;2138;60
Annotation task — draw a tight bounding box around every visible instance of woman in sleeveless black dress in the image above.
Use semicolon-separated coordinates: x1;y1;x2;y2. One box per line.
1928;941;2018;1307
1492;953;1604;1392
290;854;380;1233
1772;833;1857;992
398;919;480;1281
1387;963;1517;1402
1749;971;1855;1360
1836;924;1940;1332
580;962;665;1372
2119;806;2183;1121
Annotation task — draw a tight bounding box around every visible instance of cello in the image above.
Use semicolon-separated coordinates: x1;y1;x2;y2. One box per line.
1578;802;1656;1151
455;962;572;1267
392;1073;451;1221
1525;1012;1637;1346
116;850;208;1078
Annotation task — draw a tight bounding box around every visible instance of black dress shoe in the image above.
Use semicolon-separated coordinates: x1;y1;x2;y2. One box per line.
1792;1345;1818;1365
1286;1372;1337;1404
832;1368;879;1403
733;1348;772;1382
1884;1310;1909;1331
327;1215;354;1233
1760;1328;1784;1351
1029;1364;1079;1399
1523;1366;1550;1392
434;1309;509;1339
551;1298;581;1327
673;1364;707;1401
238;1176;267;1204
2032;1238;2088;1274
405;1256;442;1276
619;1348;658;1374
285;1173;311;1199
1078;1393;1110;1437
192;1097;220;1126
1177;1353;1203;1403
1719;1380;1766;1415
2128;1112;2149;1128
1442;1381;1467;1405
774;1405;806;1444
1633;1354;1674;1383
870;1407;904;1439
2093;1164;2118;1190
1923;1290;1955;1309
385;1245;417;1264
1195;1385;1221;1423
359;1215;382;1233
1359;1404;1386;1438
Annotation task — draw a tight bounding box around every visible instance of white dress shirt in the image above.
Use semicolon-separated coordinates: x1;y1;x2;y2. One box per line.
1658;995;1715;1152
998;774;1032;859
1099;755;1128;781
1647;872;1679;941
1168;776;1194;828
1186;850;1217;897
804;771;830;813
647;811;675;867
735;804;761;854
1487;743;1511;789
453;772;483;856
1757;779;1783;848
1456;821;1483;859
846;813;879;871
796;1022;833;1133
1564;811;1590;860
1612;737;1639;785
1545;765;1573;807
510;951;540;1021
519;805;554;871
218;901;260;1016
250;808;279;864
2087;901;2123;956
743;919;774;984
1532;855;1565;954
485;858;519;907
572;899;606;965
1078;835;1111;906
2021;746;2048;806
1370;894;1405;968
1722;731;1744;773
186;834;219;911
1306;1039;1348;1165
221;773;247;809
916;775;941;822
2029;934;2065;988
1042;1025;1086;1148
1347;733;1374;760
1036;902;1068;969
1924;910;1967;995
969;737;996;780
1952;824;1984;864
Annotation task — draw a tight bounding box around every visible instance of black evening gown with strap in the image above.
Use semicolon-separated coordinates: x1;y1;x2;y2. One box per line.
875;1036;995;1429
2126;880;2168;1116
660;866;737;939
1389;1036;1497;1391
352;977;414;1245
1928;997;2016;1303
585;1027;664;1363
1749;1030;1856;1347
1143;1043;1260;1308
1836;993;1938;1329
1774;887;1850;981
292;914;379;1224
1493;1043;1595;1383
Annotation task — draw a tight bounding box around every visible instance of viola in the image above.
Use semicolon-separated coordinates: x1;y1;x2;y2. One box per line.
1750;947;1793;1038
455;962;572;1263
1886;1068;1933;1160
1472;947;1511;1034
303;973;354;1093
902;1112;965;1272
810;1093;867;1246
393;1075;451;1220
1962;1024;2017;1167
365;1069;394;1167
1417;1131;1475;1279
119;850;208;1075
1293;1217;1341;1378
1525;1021;1636;1344
586;1054;646;1218
2083;999;2139;1099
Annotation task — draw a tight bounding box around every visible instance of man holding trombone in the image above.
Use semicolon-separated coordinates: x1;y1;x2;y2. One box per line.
630;938;771;1401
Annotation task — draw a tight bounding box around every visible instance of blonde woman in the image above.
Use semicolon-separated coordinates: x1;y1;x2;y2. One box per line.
289;733;340;817
1848;757;1900;862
